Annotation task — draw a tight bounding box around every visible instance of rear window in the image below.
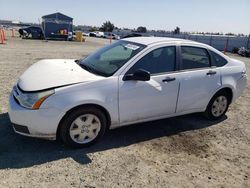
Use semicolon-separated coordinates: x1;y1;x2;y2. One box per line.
210;51;228;67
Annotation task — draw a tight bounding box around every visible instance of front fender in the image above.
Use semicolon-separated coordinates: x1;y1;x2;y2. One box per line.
42;78;119;127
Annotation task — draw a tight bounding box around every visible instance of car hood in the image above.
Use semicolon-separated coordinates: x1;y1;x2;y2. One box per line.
18;59;101;91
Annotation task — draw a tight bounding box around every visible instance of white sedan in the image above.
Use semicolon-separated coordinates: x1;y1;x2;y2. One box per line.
8;37;247;147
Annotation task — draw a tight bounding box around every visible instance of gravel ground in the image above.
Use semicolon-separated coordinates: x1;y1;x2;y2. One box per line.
0;32;249;188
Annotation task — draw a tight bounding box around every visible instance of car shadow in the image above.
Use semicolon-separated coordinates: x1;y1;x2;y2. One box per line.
0;112;226;169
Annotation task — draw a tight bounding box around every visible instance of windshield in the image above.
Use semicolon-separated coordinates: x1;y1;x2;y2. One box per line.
79;40;146;77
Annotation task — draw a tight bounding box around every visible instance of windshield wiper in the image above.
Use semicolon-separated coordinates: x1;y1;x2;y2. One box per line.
79;63;107;77
80;63;93;72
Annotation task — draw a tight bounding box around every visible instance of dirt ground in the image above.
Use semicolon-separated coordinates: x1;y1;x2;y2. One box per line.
0;32;249;188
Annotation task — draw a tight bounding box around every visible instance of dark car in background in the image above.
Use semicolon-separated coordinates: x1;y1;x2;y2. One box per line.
19;26;44;39
122;33;143;39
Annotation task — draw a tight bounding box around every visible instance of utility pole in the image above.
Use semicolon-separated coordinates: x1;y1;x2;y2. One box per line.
247;33;250;49
224;36;229;54
209;35;213;46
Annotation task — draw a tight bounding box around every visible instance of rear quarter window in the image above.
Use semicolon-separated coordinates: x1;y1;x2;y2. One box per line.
210;51;228;67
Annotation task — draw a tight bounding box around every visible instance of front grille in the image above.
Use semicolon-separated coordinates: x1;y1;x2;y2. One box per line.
13;124;30;134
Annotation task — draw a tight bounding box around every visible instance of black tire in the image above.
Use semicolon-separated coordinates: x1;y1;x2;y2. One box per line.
59;107;107;148
204;91;230;120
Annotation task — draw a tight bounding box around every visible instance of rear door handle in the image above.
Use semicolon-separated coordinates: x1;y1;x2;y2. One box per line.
206;70;217;75
162;77;176;82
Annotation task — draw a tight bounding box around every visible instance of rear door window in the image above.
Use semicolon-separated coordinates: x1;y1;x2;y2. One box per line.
180;46;210;70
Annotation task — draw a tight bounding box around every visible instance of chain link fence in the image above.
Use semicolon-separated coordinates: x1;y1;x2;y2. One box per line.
115;30;250;52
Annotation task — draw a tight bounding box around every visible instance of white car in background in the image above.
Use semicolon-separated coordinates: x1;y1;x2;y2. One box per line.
8;37;247;147
89;31;104;38
104;32;120;40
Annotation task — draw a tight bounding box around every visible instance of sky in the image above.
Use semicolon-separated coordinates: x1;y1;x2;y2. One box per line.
0;0;249;34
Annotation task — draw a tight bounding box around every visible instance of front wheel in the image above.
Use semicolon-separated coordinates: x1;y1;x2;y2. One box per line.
204;91;230;120
59;107;107;148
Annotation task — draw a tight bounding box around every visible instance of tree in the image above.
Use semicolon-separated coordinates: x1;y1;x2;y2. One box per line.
100;21;115;32
225;32;235;36
89;26;98;32
137;26;147;33
174;27;180;34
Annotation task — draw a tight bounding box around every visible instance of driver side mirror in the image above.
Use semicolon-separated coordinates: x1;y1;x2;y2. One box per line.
123;69;150;81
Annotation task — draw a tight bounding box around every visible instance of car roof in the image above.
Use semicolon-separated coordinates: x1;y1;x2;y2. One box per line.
121;36;230;61
122;36;203;46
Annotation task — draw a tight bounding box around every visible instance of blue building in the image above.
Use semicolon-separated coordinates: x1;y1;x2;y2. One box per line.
42;12;73;40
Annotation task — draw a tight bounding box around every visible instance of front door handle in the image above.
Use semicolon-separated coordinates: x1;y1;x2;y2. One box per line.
162;77;176;82
206;70;217;75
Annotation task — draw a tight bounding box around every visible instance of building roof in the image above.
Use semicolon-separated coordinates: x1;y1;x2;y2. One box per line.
42;12;73;21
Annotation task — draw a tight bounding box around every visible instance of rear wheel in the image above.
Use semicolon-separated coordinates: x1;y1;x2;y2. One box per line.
59;107;107;148
204;91;230;120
